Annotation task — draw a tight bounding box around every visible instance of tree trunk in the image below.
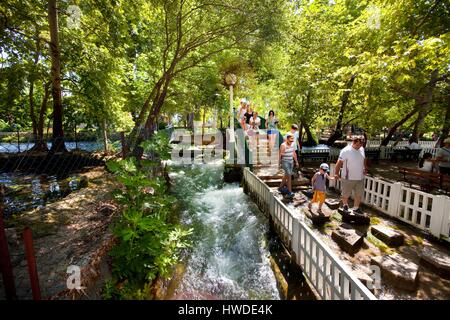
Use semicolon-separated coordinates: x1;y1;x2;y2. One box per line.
300;90;317;146
29;81;38;143
384;69;440;146
29;30;40;146
132;74;172;159
438;99;450;147
381;107;420;146
411;108;428;142
302;121;317;147
31;81;50;151
48;0;66;153
326;74;356;146
102;118;108;153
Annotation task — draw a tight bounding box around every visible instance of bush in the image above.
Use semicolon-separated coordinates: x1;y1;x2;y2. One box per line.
105;157;191;297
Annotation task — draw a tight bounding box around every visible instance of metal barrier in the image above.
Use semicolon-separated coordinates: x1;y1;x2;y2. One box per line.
243;168;376;300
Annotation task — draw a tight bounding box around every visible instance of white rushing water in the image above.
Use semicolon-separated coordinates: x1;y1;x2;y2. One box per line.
169;163;280;300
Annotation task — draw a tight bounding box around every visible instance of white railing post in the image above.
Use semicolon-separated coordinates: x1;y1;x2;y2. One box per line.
388;182;402;217
292;217;300;263
441;196;450;238
430;195;449;238
329;163;336;188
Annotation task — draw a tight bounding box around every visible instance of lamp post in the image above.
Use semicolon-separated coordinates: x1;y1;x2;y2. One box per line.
225;73;237;141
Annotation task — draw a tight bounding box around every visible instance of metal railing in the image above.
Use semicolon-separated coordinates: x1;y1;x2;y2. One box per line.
243;168;377;300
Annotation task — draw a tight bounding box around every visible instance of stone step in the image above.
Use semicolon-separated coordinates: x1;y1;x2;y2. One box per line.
265;178;310;187
293;196;308;207
338;208;371;225
371;254;419;291
325;198;340;210
371;225;404;247
259;175;284;180
304;206;332;225
419;246;450;279
331;223;365;255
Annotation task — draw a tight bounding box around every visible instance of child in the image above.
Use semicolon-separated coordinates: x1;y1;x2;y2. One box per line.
418;152;433;172
308;163;335;213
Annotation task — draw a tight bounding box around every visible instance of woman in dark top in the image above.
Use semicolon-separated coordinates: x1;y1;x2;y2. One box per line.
244;105;253;124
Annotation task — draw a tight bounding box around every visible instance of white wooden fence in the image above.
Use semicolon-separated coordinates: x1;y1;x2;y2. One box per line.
327;146;439;162
365;140;438;148
243;168;377;300
329;164;450;239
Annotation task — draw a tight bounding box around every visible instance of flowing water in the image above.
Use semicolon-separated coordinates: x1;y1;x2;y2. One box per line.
168;161;281;300
1;172;85;218
0;141;106;153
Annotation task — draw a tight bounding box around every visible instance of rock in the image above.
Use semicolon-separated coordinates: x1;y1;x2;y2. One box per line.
339;208;370;225
79;176;89;188
97;204;116;217
293;198;307;207
5;228;19;247
331;224;364;255
371;225;404;247
302;189;314;199
305;206;331;226
325;198;340;210
349;265;374;289
419;246;450;279
371;254;419;291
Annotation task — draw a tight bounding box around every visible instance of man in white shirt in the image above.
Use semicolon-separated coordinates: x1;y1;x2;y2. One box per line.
406;137;421;150
334;136;367;214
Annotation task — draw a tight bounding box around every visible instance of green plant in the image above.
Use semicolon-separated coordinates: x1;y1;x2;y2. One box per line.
106;156;192;294
140;130;171;161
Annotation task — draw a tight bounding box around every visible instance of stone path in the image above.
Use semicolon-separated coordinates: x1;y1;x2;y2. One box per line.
253;160;450;299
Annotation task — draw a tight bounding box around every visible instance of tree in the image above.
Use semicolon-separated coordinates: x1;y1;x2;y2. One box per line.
47;0;66;152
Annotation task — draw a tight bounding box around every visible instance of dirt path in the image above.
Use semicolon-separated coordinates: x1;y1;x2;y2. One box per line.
1;167;118;300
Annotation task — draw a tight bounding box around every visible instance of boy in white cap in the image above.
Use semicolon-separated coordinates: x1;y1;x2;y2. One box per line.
308;163;335;213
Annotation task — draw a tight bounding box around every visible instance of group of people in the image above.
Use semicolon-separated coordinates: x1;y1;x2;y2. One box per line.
278;133;365;214
236;97;450;214
237;98;281;151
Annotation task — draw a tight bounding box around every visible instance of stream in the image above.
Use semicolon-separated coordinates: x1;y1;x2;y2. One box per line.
168;161;281;300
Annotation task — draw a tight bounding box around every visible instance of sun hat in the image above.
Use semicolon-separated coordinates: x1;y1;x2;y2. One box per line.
320;163;330;171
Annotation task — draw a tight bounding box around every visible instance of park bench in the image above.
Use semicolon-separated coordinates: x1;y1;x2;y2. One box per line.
392;148;422;162
398;167;450;194
365;148;381;164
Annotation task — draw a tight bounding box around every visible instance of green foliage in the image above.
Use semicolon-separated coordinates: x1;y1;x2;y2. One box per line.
140;131;171;161
106;157;191;296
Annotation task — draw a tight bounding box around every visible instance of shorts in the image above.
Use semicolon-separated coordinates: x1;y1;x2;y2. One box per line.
341;179;364;198
267;129;278;135
282;161;293;175
312;190;326;204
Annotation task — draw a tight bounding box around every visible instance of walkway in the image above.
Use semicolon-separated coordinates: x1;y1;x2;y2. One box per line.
239;129;450;299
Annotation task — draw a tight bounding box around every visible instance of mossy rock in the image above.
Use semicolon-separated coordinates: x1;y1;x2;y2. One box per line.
79;176;89;188
370;217;381;225
90;178;104;185
366;232;395;254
